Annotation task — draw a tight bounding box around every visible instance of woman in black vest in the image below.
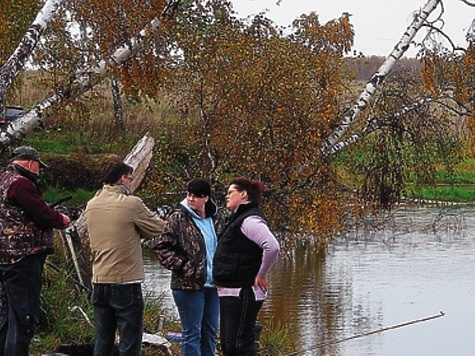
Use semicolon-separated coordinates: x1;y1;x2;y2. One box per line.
213;178;280;355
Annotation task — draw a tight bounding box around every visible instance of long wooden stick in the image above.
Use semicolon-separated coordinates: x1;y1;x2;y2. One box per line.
288;311;445;355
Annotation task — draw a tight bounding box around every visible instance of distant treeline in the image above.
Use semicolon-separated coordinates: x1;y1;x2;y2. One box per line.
344;56;422;81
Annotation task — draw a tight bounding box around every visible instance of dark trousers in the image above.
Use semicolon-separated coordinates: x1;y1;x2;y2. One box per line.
91;283;144;356
0;253;46;356
219;287;263;356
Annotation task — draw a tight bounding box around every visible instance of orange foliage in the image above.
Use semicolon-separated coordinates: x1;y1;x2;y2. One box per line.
0;0;42;62
422;44;475;155
454;44;475;155
5;0;470;248
140;1;359;247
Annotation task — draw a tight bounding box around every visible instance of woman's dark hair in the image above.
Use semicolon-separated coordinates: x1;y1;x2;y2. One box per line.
187;178;211;198
103;161;133;185
229;178;264;204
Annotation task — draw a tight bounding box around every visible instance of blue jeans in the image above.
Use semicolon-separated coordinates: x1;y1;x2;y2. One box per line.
91;283;144;356
0;253;46;356
219;287;263;356
172;287;219;356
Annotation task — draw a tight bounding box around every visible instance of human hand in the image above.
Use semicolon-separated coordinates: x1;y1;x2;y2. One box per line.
62;214;71;227
254;275;268;293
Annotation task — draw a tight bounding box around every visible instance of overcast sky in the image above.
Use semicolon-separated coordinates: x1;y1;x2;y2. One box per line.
230;0;474;57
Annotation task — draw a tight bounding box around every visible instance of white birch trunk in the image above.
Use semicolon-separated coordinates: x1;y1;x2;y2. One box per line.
0;94;60;145
329;96;438;155
468;19;475;42
111;76;125;131
123;134;156;193
0;0;63;112
322;0;442;158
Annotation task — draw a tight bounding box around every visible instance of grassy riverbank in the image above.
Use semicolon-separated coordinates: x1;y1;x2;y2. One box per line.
29;239;183;355
18;126;475;207
39;157;475;207
404;159;475;203
29;149;475;354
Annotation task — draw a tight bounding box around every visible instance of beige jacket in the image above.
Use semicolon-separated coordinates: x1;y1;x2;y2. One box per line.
85;184;165;284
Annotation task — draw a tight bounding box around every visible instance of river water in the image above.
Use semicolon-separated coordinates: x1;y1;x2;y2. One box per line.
142;205;475;355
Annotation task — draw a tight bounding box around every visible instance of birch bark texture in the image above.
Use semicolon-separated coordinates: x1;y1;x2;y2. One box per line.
0;0;63;114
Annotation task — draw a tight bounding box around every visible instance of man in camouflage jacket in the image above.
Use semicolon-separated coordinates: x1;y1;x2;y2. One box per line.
0;146;71;355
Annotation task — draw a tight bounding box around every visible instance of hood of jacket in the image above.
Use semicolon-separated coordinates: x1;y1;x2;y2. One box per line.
180;197;219;219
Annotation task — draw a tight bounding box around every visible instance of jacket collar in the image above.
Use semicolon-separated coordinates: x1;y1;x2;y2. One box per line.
103;183;131;195
10;163;39;183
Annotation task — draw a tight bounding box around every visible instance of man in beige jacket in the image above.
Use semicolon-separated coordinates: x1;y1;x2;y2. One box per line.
85;161;165;356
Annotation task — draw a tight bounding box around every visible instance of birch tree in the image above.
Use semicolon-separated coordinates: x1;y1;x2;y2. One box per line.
323;0;474;157
0;0;182;146
1;0;474;245
0;0;469;151
141;0;474;245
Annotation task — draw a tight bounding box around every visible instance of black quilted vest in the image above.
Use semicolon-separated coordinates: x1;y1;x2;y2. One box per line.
212;201;266;288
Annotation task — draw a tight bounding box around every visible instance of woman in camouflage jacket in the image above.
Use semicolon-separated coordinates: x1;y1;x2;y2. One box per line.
153;178;224;356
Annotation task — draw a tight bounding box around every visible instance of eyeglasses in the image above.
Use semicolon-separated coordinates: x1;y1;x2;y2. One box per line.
187;192;206;199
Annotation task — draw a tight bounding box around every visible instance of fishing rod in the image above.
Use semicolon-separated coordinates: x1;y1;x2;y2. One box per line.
49;195;73;208
287;311;445;355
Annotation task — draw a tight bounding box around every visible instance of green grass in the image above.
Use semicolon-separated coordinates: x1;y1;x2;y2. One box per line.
44;186;95;208
32;260;179;355
405;158;475;202
259;320;293;355
405;184;475;202
25;130;126;155
32;263;95;353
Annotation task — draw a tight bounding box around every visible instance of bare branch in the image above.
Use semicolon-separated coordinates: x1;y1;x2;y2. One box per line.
420;23;467;53
328;90;465;155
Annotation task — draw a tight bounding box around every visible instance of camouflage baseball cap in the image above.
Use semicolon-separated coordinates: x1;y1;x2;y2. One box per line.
12;146;48;168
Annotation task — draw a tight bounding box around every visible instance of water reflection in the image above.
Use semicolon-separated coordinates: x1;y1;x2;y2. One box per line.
144;206;475;355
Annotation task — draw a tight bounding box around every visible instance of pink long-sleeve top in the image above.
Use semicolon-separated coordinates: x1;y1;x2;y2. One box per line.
216;215;280;300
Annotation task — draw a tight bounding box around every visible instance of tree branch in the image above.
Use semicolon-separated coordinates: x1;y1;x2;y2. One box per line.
327;91;464;155
321;0;442;158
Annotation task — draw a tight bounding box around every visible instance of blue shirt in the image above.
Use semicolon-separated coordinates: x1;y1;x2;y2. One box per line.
181;199;217;286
